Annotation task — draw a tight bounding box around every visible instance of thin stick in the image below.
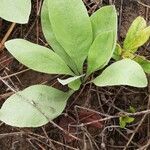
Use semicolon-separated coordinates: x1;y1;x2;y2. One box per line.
136;0;150;8
0;69;29;80
123;76;150;150
0;23;16;51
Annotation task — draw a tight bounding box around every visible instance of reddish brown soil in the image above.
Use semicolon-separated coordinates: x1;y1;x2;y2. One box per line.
0;0;150;149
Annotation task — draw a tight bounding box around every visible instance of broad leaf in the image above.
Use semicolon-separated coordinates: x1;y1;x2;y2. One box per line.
58;74;84;85
134;55;150;73
124;26;150;52
87;31;116;75
5;39;74;75
0;85;72;127
90;5;117;38
41;0;78;74
88;5;117;75
123;16;149;52
92;59;147;87
0;0;31;23
47;0;93;73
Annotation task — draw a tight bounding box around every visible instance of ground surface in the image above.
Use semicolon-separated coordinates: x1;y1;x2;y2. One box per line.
0;0;150;149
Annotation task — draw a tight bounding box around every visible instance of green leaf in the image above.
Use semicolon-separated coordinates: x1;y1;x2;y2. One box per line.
122;51;135;59
58;74;84;85
0;85;72;127
68;79;81;91
87;31;116;75
0;0;31;23
92;59;147;87
124;116;135;123
90;5;117;38
129;106;136;113
119;117;126;128
123;16;150;52
87;5;117;75
5;39;74;75
112;43;122;60
41;0;78;74
125;26;150;51
47;0;93;73
134;55;150;74
119;116;135;128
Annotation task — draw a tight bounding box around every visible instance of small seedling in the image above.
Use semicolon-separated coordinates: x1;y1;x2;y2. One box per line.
113;16;150;73
0;0;148;127
119;116;135;128
119;106;136;128
0;0;31;23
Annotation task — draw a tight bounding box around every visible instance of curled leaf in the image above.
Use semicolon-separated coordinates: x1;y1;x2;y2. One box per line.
58;74;84;85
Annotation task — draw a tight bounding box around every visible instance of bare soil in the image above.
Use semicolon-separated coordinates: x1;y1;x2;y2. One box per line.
0;0;150;149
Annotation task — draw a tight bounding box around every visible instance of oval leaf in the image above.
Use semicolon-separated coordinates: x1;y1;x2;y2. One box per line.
0;85;72;127
92;59;147;87
41;0;78;74
123;16;148;51
47;0;93;73
124;26;150;51
88;5;118;75
87;31;116;75
0;0;31;23
5;39;74;75
90;5;117;38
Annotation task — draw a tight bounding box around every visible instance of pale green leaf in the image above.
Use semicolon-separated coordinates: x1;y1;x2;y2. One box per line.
41;0;78;74
68;79;81;91
0;0;31;23
5;39;74;75
90;5;117;38
92;59;147;87
123;16;149;52
48;0;93;73
134;55;150;73
87;31;116;75
58;74;84;85
88;5;117;75
0;85;72;127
